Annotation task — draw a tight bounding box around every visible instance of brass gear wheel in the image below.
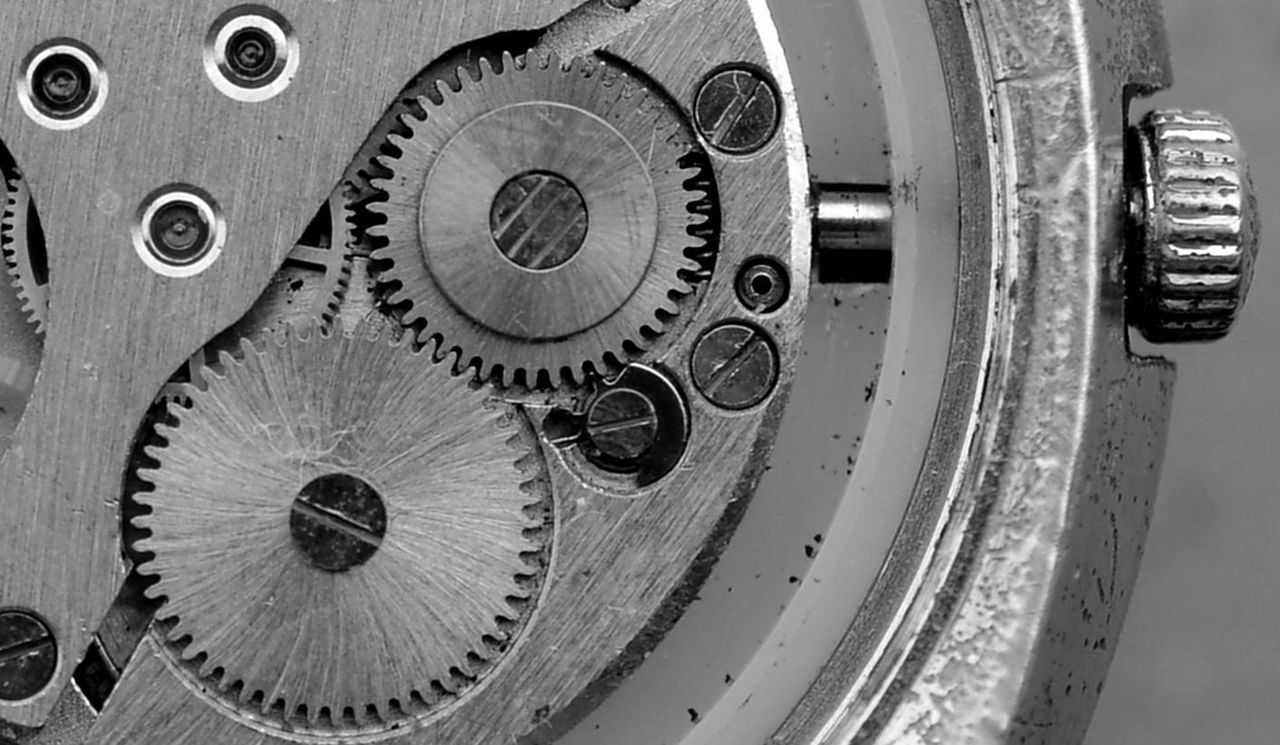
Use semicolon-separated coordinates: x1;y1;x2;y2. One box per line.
369;52;714;388
132;325;551;729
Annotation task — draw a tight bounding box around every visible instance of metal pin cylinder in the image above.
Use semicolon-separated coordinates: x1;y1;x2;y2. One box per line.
814;184;893;283
814;184;892;252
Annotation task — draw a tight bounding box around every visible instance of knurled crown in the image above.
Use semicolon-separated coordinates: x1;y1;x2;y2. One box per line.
1130;110;1259;344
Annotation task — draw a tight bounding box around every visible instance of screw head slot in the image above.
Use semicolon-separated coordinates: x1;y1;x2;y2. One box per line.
547;365;690;487
690;323;780;410
693;66;781;155
0;610;57;702
290;473;388;573
585;387;661;467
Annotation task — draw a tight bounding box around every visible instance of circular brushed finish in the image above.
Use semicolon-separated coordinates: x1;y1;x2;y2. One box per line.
420;101;657;340
133;326;550;731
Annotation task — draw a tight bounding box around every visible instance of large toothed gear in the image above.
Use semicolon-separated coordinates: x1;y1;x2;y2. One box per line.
132;325;552;728
369;52;715;388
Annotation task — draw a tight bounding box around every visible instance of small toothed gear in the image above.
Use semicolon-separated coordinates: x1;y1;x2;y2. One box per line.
0;166;47;334
0;163;43;443
157;186;355;404
133;324;551;729
369;52;716;388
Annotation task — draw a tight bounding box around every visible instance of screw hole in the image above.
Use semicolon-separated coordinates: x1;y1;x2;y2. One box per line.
132;186;226;278
225;27;277;81
735;258;790;314
18;40;108;130
204;7;298;102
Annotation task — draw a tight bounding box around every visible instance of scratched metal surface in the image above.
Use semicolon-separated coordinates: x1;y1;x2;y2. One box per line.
1087;1;1280;743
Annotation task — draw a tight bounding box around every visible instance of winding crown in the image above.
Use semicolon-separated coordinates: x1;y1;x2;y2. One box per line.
1130;110;1259;344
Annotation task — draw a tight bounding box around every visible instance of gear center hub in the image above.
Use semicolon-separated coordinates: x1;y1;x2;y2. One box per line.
490;170;589;271
290;472;387;572
420;102;659;340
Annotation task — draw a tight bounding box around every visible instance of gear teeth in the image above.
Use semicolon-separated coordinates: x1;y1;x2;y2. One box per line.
382;130;414;159
128;322;551;730
379;278;416;314
364;51;720;390
460;60;482;86
320;262;353;324
364;200;390;223
421;333;460;371
477;54;498;81
1;171;49;334
155;382;197;410
317;193;358;325
425;77;452;106
502;50;521;74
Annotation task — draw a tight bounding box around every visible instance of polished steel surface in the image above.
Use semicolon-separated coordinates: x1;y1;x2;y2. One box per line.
813;184;892;254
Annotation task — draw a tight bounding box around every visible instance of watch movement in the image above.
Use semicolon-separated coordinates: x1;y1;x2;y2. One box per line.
0;1;1259;744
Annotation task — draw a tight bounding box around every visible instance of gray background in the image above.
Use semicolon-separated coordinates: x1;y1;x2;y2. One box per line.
1087;2;1280;743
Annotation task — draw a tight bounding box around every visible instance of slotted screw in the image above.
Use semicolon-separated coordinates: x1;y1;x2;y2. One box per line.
690;323;779;410
693;67;780;155
290;473;388;573
0;611;57;702
586;387;660;464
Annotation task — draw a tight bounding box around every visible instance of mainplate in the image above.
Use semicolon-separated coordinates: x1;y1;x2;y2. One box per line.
0;1;813;743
